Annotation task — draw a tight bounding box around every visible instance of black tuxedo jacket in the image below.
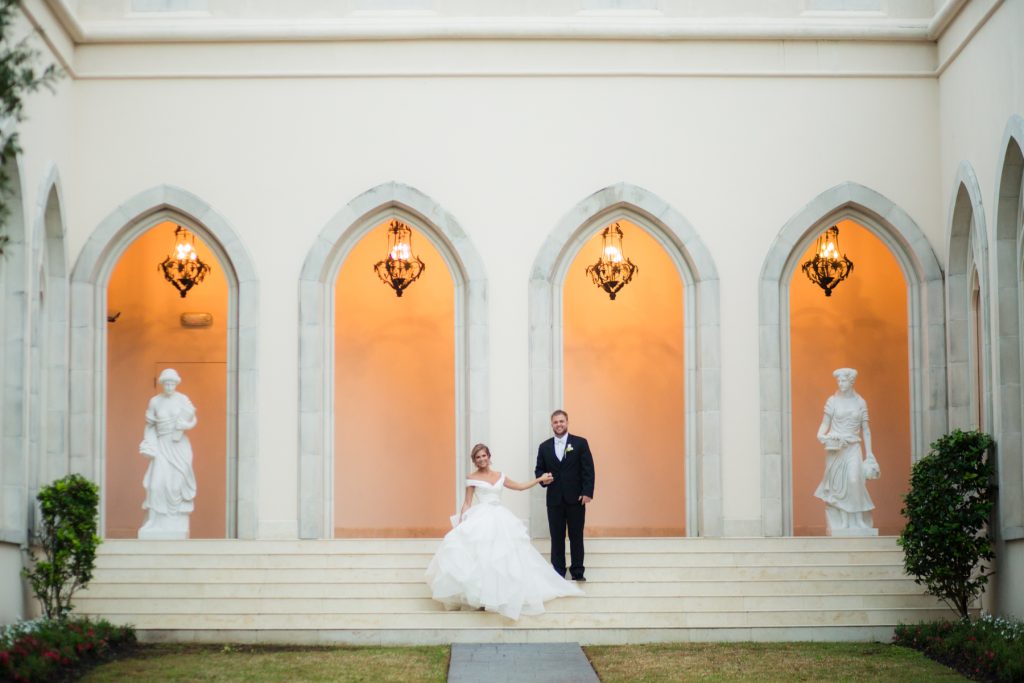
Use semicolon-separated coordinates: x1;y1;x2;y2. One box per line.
535;434;595;506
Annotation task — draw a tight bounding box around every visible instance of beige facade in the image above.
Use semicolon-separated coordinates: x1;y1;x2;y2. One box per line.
2;0;1023;624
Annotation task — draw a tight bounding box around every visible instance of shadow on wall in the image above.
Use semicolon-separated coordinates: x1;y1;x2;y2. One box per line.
790;219;911;537
106;221;228;539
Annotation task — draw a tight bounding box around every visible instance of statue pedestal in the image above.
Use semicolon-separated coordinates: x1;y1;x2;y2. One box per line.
828;527;878;537
138;512;190;540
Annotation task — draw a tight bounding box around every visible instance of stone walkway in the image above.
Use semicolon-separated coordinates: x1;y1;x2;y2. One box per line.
447;643;599;682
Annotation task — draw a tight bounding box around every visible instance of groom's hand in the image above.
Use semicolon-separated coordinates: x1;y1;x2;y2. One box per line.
579;495;592;505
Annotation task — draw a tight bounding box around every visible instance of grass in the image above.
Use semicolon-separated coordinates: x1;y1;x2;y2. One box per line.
79;641;968;682
583;642;968;682
80;643;449;683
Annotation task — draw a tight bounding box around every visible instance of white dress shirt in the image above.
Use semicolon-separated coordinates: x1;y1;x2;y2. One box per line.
554;435;568;461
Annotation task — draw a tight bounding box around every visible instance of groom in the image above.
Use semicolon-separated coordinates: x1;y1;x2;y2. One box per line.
535;409;595;581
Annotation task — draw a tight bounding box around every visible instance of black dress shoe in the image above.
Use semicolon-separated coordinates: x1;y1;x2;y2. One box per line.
572;576;586;582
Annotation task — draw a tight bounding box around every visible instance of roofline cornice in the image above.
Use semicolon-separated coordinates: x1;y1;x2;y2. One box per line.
42;0;970;45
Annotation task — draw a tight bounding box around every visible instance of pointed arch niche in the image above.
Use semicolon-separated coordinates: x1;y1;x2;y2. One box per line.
946;163;991;433
790;220;910;536
28;169;71;512
759;182;945;536
334;219;454;537
70;187;259;539
993;116;1024;541
298;183;488;539
106;222;229;538
529;184;722;537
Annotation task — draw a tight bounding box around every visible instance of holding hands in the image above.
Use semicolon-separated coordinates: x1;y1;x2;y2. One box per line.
538;472;554;485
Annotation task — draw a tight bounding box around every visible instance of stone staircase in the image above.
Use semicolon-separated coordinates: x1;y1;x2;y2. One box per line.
72;537;956;644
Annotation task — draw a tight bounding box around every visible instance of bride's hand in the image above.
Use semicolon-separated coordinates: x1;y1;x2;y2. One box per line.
539;472;554;484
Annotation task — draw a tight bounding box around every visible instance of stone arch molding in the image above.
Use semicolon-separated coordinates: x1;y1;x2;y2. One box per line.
298;182;488;539
70;185;260;539
0;154;29;544
29;166;71;515
758;181;945;536
992;115;1024;540
527;182;722;537
945;162;991;431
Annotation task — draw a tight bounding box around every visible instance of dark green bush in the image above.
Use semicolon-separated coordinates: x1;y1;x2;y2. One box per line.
22;474;102;620
0;617;136;682
894;615;1024;683
898;429;995;619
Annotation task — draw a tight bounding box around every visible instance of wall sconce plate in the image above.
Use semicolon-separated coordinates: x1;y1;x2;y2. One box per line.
180;312;214;328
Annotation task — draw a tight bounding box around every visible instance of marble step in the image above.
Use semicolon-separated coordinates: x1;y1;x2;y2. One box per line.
88;564;910;583
71;593;948;615
88;608;955;631
76;578;922;599
132;624;903;645
95;537;904;555
91;550;906;570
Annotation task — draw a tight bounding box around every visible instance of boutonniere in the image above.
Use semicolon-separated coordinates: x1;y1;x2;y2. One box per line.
566;444;574;453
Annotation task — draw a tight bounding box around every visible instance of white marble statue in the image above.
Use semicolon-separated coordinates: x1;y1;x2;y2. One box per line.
138;368;197;540
814;367;880;536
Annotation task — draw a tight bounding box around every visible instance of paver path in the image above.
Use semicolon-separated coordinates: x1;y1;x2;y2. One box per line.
448;643;599;682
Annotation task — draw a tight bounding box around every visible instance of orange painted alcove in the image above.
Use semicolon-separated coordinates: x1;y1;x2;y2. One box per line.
106;221;228;539
333;221;455;537
563;220;685;536
790;219;911;536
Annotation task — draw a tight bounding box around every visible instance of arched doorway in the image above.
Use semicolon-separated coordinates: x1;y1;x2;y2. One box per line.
297;183;488;539
789;219;911;536
104;220;228;539
28;174;70;512
70;186;260;539
332;218;455;537
946;165;991;432
528;183;721;537
992;117;1024;576
562;220;685;535
758;182;945;536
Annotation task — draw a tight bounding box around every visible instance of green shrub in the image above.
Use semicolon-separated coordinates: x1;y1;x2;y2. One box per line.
22;474;102;620
894;615;1024;682
898;429;995;619
0;617;136;682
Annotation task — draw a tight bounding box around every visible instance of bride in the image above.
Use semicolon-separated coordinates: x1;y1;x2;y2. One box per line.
425;443;583;620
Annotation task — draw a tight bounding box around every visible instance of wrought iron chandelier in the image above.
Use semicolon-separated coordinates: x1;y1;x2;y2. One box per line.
585;223;638;300
373;219;425;297
159;225;211;298
801;225;853;297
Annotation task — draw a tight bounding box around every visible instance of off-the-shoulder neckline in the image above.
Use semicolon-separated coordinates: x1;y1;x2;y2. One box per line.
466;473;504;487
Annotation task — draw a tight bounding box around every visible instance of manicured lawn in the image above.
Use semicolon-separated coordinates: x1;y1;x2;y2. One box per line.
80;641;968;682
584;642;967;682
81;643;449;682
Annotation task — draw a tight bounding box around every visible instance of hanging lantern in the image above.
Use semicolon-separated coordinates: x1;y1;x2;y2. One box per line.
585;223;638;300
373;219;425;297
801;225;853;297
159;225;211;298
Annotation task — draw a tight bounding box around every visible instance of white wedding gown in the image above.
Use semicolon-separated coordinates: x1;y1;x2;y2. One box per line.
425;474;583;620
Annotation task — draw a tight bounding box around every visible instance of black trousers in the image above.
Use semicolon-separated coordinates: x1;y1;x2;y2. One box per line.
547;502;586;578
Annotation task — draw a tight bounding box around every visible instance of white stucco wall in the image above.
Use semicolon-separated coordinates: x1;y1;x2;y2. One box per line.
59;52;941;536
3;0;1022;617
0;5;74;623
938;0;1024;618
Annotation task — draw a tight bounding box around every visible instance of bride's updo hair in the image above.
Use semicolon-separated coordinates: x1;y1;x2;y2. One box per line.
470;443;491;462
